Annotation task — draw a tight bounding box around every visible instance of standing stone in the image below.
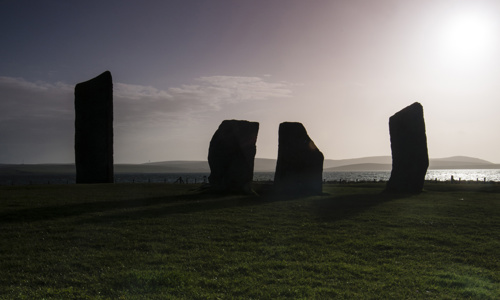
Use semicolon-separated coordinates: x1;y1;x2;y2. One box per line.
208;120;259;192
385;102;429;193
274;122;324;195
74;71;114;183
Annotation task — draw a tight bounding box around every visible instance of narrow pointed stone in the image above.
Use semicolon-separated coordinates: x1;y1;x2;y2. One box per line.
385;102;429;193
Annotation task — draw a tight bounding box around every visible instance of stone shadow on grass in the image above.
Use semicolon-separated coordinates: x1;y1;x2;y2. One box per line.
77;187;409;225
312;191;411;222
0;184;411;225
0;189;265;224
78;192;271;225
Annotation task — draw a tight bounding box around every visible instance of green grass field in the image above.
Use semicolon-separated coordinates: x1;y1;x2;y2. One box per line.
0;182;499;299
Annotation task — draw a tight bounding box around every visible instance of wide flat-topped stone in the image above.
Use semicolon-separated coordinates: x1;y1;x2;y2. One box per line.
208;120;259;192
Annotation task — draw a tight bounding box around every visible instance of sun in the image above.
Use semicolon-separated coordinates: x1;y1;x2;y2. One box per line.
437;9;497;69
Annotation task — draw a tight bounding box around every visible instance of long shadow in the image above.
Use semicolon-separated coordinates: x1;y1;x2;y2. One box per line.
0;186;413;225
80;190;412;225
312;191;411;222
0;191;219;223
80;196;270;225
0;191;268;224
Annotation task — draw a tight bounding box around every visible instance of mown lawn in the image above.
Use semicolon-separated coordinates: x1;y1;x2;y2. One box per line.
0;182;499;299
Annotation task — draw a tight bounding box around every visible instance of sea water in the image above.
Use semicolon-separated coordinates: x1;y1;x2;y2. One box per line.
1;169;500;185
425;169;500;182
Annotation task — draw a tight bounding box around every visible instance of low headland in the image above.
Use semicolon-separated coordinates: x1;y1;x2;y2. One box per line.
1;155;499;175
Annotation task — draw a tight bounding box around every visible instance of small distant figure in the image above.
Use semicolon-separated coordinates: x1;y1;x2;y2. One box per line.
175;176;184;184
451;175;454;183
203;176;207;183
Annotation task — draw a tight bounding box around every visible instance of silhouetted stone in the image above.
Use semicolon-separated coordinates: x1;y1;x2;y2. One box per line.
385;102;429;193
208;120;259;192
274;122;324;195
74;71;114;183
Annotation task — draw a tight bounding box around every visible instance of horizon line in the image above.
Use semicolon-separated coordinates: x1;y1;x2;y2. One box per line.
1;154;498;165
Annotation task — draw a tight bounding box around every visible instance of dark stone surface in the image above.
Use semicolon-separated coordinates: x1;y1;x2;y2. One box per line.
74;71;114;183
208;120;259;192
385;102;429;193
274;122;324;195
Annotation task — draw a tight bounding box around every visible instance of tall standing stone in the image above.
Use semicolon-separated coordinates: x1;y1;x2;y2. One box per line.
75;71;114;183
386;102;428;193
208;120;259;192
274;122;324;195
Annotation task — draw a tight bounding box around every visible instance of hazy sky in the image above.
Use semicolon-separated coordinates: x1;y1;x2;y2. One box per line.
2;0;500;164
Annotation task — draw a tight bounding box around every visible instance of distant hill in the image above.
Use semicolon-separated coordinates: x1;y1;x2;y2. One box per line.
327;163;392;171
141;161;210;173
0;164;76;175
253;158;277;172
323;156;392;169
432;156;492;164
140;156;499;172
140;159;278;172
323;156;499;171
0;156;498;175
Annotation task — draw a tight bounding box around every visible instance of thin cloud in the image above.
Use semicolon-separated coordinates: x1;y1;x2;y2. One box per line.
0;77;73;122
196;76;293;105
0;75;294;162
0;77;75;162
115;83;172;100
114;75;294;126
0;75;294;126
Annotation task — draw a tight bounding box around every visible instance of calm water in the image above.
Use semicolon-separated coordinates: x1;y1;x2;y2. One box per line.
262;170;500;182
1;169;500;185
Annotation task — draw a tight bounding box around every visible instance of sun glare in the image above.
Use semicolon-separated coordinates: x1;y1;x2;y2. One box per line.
437;9;497;69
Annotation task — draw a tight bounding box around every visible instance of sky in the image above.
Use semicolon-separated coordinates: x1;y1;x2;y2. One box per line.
2;0;500;164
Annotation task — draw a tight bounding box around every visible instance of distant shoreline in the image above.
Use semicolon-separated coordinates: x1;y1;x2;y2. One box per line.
1;155;500;175
2;169;500;185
